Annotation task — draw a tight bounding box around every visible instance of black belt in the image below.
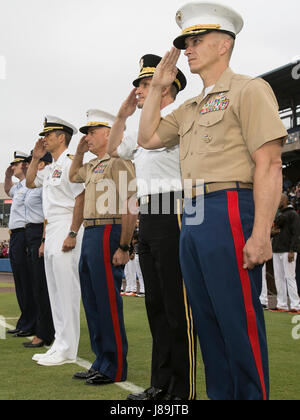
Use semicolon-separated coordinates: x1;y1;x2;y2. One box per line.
25;223;44;229
9;228;26;234
139;191;183;215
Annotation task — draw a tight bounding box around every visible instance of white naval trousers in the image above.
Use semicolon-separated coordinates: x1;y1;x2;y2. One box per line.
124;259;137;293
273;252;300;310
260;263;268;307
44;217;83;360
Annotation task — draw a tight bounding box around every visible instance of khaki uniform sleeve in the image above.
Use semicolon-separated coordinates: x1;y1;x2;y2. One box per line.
73;164;88;184
239;78;288;155
156;109;181;148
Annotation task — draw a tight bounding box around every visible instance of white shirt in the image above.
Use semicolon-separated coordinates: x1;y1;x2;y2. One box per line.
8;179;28;229
34;149;85;222
25;187;44;224
203;85;215;99
117;104;182;198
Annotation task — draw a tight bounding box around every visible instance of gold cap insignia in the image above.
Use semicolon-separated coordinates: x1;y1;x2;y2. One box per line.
176;11;182;22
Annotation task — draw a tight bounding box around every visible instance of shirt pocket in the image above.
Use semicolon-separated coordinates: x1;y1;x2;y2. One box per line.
48;176;62;187
196;111;226;153
178;120;194;161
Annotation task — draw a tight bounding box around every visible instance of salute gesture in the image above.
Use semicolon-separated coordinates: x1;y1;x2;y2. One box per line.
117;88;138;120
69;136;88;182
138;48;181;150
76;136;89;155
152;48;181;90
33;138;47;160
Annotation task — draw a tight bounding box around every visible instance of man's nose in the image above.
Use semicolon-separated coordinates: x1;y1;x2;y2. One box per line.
184;47;191;56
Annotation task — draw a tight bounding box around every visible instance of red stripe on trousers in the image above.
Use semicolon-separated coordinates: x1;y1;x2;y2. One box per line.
226;191;267;401
102;225;123;382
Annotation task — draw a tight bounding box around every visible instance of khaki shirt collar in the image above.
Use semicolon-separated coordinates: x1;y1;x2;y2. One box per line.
89;153;111;168
185;67;235;106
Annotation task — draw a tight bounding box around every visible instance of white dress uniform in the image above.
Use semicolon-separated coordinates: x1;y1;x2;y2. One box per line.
8;179;28;230
34;149;84;363
273;253;300;310
117;104;182;199
260;264;268;307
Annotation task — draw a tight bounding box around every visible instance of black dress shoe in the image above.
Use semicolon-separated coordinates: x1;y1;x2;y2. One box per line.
73;369;99;380
23;341;45;348
13;331;35;338
85;373;114;386
7;328;20;334
127;387;167;401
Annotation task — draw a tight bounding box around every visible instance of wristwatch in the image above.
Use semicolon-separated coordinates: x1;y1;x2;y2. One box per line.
68;231;78;238
119;244;130;252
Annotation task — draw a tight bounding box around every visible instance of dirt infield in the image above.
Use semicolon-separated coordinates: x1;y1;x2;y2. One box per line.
0;272;15;293
0;288;15;293
0;272;13;282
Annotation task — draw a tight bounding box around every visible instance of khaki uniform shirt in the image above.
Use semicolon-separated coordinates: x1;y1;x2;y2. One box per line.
73;153;136;220
156;68;288;186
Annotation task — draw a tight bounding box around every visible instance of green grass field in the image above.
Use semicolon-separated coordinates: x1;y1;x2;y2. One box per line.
0;286;299;400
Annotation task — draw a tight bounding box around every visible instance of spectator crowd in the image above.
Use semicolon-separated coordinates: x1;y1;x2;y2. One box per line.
0;240;9;258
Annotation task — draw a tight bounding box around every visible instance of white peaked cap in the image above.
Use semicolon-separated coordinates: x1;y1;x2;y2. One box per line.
40;115;78;136
80;109;116;134
174;2;244;49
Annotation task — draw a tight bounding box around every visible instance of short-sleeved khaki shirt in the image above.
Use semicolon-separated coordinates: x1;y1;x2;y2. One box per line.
157;68;287;185
73;153;136;220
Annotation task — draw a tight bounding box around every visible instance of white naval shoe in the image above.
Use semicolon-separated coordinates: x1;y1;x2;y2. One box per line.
32;348;56;362
37;353;77;367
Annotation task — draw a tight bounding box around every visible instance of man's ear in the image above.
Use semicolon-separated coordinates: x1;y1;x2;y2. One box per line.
161;86;170;98
58;132;66;145
105;127;111;140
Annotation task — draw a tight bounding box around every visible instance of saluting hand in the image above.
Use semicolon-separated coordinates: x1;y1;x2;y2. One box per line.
33;138;47;160
5;165;14;178
117;89;138;119
76;136;89;155
152;47;181;89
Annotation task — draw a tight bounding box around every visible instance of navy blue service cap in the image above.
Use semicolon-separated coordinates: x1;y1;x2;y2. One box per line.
26;150;53;164
133;54;187;93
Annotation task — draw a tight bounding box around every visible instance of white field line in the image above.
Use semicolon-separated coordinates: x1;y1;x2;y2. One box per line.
0;317;144;395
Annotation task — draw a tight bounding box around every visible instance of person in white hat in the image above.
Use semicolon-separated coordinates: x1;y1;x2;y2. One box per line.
26;116;85;366
137;1;288;400
69;110;137;385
